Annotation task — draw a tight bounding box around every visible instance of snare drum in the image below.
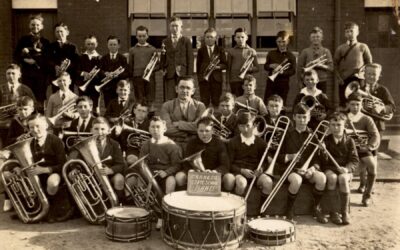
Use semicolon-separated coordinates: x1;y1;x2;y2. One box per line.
247;217;295;246
162;191;246;250
105;206;151;242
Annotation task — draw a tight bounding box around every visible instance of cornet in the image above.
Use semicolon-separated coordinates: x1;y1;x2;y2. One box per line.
95;66;125;93
268;59;291;82
47;97;78;125
303;54;328;72
204;55;220;81
300;95;327;121
238;54;255;79
143;52;159;82
56;58;71;77
200;108;232;139
79;66;100;92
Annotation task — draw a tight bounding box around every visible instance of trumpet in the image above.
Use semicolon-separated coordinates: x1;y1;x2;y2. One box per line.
47;97;78;125
126;127;151;149
344;81;393;121
204;55;220;81
268;59;291;82
95;66;125;93
60;130;93;149
182;149;206;172
260;120;330;213
0;138;50;223
79;66;101;92
300;95;327;121
244;116;290;201
303;54;328;72
143;52;159;82
238;53;255;79
200;108;232;139
62;135;118;224
0;103;17;120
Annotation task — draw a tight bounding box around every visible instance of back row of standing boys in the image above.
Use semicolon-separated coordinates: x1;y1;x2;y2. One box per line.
1;15;396;226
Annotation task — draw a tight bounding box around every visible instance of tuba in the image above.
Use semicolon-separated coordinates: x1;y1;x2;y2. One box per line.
62;135;118;224
344;81;393;121
79;66;101;92
204;55;220;81
143;52;159;82
95;66;125;93
182;149;206;172
300;95;327;121
0;103;17;120
238;53;255;79
200;108;232;139
0;138;50;223
268;59;291;82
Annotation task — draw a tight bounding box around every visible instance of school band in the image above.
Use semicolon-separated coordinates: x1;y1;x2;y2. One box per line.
0;14;396;227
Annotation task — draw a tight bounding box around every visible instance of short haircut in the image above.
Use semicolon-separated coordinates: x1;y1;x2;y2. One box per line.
293;103;309;115
27;113;47;124
133;100;149;110
170;16;182;23
58;71;71;79
344;22;358;30
76;96;93;106
234;27;247;35
54;22;69;31
237;112;255;125
30;14;43;23
117;80;130;89
276;30;290;40
220;92;235;103
92;116;110;128
303;69;319;79
150;116;166;125
328;112;347;122
310;26;323;36
84;34;97;41
365;63;382;73
197;116;214;128
178;76;195;86
204;27;217;35
107;35;120;44
136;25;149;34
7;64;21;72
347;92;363;102
244;75;256;86
17;96;35;107
267;94;283;105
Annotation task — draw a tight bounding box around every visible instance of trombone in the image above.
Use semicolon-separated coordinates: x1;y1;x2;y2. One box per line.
95;66;125;93
47;98;78;125
79;66;100;92
268;59;291;82
303;54;328;72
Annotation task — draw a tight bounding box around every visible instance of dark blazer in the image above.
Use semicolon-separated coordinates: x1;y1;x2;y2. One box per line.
14;34;50;70
161;36;193;79
104;98;135;120
196;45;227;82
100;137;126;174
6;117;29;146
45;41;80;80
67;116;96;133
0;83;36;106
99;53;129;91
214;112;238;138
76;53;102;92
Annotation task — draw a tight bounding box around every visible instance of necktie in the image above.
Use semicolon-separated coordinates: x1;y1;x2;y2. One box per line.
119;100;125;109
97;139;104;154
172;37;178;47
61;93;66;101
208;46;212;57
79;119;86;132
221;117;227;124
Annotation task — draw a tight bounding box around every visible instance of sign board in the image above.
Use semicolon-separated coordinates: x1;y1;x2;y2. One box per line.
187;171;221;196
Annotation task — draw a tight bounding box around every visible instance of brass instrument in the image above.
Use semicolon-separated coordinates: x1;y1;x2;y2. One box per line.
244;116;291;201
62;135;119;224
238;53;255;79
143;52;159;82
300;95;327;121
200;108;232;139
95;66;125;93
344;81;393;121
0;103;17;120
60;130;93;149
182;149;206;172
345;114;371;149
235;101;258;115
126;127;151;149
57;58;71;77
0;138;50;223
124;155;162;214
268;59;291;82
204;55;220;81
235;101;268;137
260;120;330;213
79;66;101;92
303;54;328;72
47;97;78;125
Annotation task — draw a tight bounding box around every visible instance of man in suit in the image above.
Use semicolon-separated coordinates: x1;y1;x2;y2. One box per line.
66;96;95;133
99;36;130;107
196;28;227;108
160;76;206;144
160;16;194;101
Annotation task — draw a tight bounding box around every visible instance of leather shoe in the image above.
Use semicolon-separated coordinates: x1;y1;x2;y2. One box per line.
362;194;371;207
330;212;342;225
342;212;350;225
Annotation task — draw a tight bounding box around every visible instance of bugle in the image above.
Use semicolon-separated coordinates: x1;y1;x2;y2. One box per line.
300;95;326;121
303;54;328;72
0;138;50;223
244;116;290;201
238;53;255;79
79;66;101;92
47;97;78;125
143;52;159;82
95;66;125;93
200;108;232;139
268;59;291;82
260;120;330;213
204;55;220;81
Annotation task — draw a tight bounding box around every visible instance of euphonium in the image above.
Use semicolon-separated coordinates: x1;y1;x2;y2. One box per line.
300;95;327;121
303;54;328;72
79;66;101;92
268;59;291;82
0;138;50;223
47;97;78;125
344;81;393;121
143;52;159;82
200;108;232;139
181;149;206;172
260;120;330;213
0;103;17;120
126;126;151;149
95;66;125;92
204;55;220;81
62;135;118;224
238;53;255;79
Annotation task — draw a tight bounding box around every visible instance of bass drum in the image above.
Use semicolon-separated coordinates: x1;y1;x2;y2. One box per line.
162;191;246;250
105;206;151;242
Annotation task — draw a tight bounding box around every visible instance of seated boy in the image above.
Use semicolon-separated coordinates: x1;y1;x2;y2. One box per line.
65;96;95;133
214;92;238;140
234;75;268;116
104;80;135;124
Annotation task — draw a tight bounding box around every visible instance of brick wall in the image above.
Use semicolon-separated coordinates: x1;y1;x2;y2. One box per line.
0;1;13;84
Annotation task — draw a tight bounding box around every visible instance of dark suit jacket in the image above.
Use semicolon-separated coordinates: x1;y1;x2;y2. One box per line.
14;34;50;70
100;137;126;174
66;116;96;132
214;112;238;138
196;45;227;82
161;36;193;79
99;53;129;91
104;98;135;120
76;54;102;93
45;41;80;80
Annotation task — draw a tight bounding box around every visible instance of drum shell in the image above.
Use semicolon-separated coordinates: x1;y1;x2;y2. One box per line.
247;218;295;246
105;207;151;242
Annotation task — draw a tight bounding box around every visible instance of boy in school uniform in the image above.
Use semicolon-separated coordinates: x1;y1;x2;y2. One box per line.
66;96;95;133
214;93;238;140
160;16;194;101
264;95;285;127
264;30;296;105
129;25;158;107
196;27;227;108
334;22;372;106
227;28;259;97
346;93;380;206
235;75;268;116
104;80;135;124
99;36;129;106
317;112;359;225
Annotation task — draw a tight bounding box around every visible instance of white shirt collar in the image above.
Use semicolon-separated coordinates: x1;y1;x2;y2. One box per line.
300;87;322;97
79;114;91;124
240;134;255;146
83;50;100;60
136;42;150;47
36;134;47;147
110;52;118;58
7;81;19;89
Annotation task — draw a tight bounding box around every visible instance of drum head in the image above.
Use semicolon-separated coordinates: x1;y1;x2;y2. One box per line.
163;191;244;212
106;207;149;219
248;218;294;233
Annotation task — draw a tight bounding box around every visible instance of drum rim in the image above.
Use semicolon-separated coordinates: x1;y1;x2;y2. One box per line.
247;218;295;235
105;206;150;219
